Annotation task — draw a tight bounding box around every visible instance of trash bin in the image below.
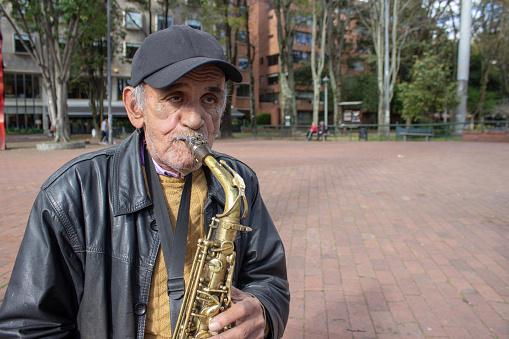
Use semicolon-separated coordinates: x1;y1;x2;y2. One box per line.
359;127;368;141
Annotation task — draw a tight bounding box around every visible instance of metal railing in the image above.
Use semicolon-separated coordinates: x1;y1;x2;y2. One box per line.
238;121;509;141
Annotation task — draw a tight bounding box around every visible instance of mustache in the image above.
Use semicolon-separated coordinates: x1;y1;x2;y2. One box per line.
170;130;206;144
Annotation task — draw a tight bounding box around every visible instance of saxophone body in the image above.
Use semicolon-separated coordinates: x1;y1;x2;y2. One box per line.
172;135;251;339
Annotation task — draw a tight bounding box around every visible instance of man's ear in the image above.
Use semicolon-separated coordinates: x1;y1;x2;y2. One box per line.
123;86;145;129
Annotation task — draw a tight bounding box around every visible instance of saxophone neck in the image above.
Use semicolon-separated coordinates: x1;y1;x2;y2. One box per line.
185;135;248;221
185;135;213;163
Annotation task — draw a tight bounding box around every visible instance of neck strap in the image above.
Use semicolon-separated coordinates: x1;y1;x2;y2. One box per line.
144;147;192;334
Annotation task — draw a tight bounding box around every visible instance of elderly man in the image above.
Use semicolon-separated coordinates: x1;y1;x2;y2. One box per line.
0;25;289;339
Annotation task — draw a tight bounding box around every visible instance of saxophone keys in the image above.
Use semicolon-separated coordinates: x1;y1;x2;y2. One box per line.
208;258;223;273
220;241;234;255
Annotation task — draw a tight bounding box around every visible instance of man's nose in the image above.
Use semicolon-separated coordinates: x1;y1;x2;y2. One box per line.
180;101;204;130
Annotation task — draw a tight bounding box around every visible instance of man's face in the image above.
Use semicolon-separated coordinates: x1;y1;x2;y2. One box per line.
135;64;226;175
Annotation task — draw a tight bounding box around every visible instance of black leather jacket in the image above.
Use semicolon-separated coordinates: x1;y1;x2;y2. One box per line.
0;131;289;338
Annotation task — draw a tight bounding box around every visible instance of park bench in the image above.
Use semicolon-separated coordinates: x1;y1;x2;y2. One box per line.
319;131;328;141
396;126;434;141
308;128;330;141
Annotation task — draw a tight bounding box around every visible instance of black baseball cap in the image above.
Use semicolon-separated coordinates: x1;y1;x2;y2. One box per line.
129;25;243;88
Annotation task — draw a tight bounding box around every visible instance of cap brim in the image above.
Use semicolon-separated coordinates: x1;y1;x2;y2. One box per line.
143;57;243;88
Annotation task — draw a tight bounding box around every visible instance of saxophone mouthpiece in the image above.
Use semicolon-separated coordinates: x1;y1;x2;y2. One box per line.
185;135;212;163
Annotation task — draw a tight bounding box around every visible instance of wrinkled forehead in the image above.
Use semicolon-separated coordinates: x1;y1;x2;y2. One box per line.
179;64;226;84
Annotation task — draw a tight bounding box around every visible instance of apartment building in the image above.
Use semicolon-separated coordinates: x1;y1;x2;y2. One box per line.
2;0;367;132
232;1;370;126
231;0;316;126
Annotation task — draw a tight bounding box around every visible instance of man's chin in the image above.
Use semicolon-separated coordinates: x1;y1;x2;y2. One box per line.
164;152;201;176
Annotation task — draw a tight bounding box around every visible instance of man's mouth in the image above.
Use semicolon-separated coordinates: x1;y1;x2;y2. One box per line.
170;133;206;147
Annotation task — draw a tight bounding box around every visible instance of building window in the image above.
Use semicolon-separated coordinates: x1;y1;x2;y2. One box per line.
296;91;313;105
357;43;371;55
68;82;88;99
187;19;201;30
125;42;141;60
237;31;247;43
295;31;312;46
14;35;32;54
260;57;263;65
125;11;142;29
238;56;248;70
4;73;40;99
295;14;312;27
267;74;279;85
267;54;279;66
156;14;172;31
356;27;370;37
259;92;278;103
348;60;364;72
260;76;264;83
117;78;130;100
236;84;250;97
268;34;274;39
293;50;310;63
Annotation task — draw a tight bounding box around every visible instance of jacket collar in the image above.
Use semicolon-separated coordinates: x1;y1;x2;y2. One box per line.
112;130;226;216
112;130;151;216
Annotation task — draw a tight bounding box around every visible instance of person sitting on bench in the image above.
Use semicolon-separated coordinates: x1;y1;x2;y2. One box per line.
317;121;327;141
306;122;317;141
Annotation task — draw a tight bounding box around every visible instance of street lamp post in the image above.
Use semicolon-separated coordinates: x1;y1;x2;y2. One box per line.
323;76;329;131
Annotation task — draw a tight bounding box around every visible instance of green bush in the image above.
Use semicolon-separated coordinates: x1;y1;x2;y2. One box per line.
256;113;271;125
6;127;44;134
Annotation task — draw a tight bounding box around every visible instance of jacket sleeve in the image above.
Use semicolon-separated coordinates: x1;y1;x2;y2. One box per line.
0;189;83;338
234;172;290;339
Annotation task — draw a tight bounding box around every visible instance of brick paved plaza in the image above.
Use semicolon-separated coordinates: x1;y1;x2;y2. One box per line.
0;137;508;338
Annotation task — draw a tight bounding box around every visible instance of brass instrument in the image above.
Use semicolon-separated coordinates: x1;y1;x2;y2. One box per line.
172;135;251;339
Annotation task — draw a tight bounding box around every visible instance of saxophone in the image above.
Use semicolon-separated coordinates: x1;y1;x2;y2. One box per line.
172;135;251;339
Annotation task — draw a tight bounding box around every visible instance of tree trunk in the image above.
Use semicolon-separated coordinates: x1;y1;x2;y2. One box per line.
274;0;297;127
55;80;71;142
311;0;327;125
244;0;256;130
329;0;352;126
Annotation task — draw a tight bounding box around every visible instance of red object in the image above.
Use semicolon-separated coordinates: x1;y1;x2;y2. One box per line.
0;23;5;151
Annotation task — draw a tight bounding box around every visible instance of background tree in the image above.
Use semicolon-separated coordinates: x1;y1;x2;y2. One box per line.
468;0;508;121
342;73;378;112
1;0;106;142
397;53;457;124
198;0;245;138
271;0;303;126
467;49;501;122
327;0;354;126
310;0;328;124
242;0;258;130
397;0;457;81
70;1;124;133
356;0;420;135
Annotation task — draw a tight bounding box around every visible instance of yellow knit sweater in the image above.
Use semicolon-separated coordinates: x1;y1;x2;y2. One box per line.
144;168;207;339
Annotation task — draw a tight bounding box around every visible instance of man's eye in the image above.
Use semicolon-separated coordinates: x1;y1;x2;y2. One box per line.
169;95;182;102
203;95;217;104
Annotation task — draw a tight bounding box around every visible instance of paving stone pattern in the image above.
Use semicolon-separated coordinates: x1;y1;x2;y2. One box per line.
0;139;508;338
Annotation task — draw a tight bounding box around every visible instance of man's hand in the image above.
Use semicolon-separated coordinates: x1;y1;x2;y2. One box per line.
208;286;266;339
